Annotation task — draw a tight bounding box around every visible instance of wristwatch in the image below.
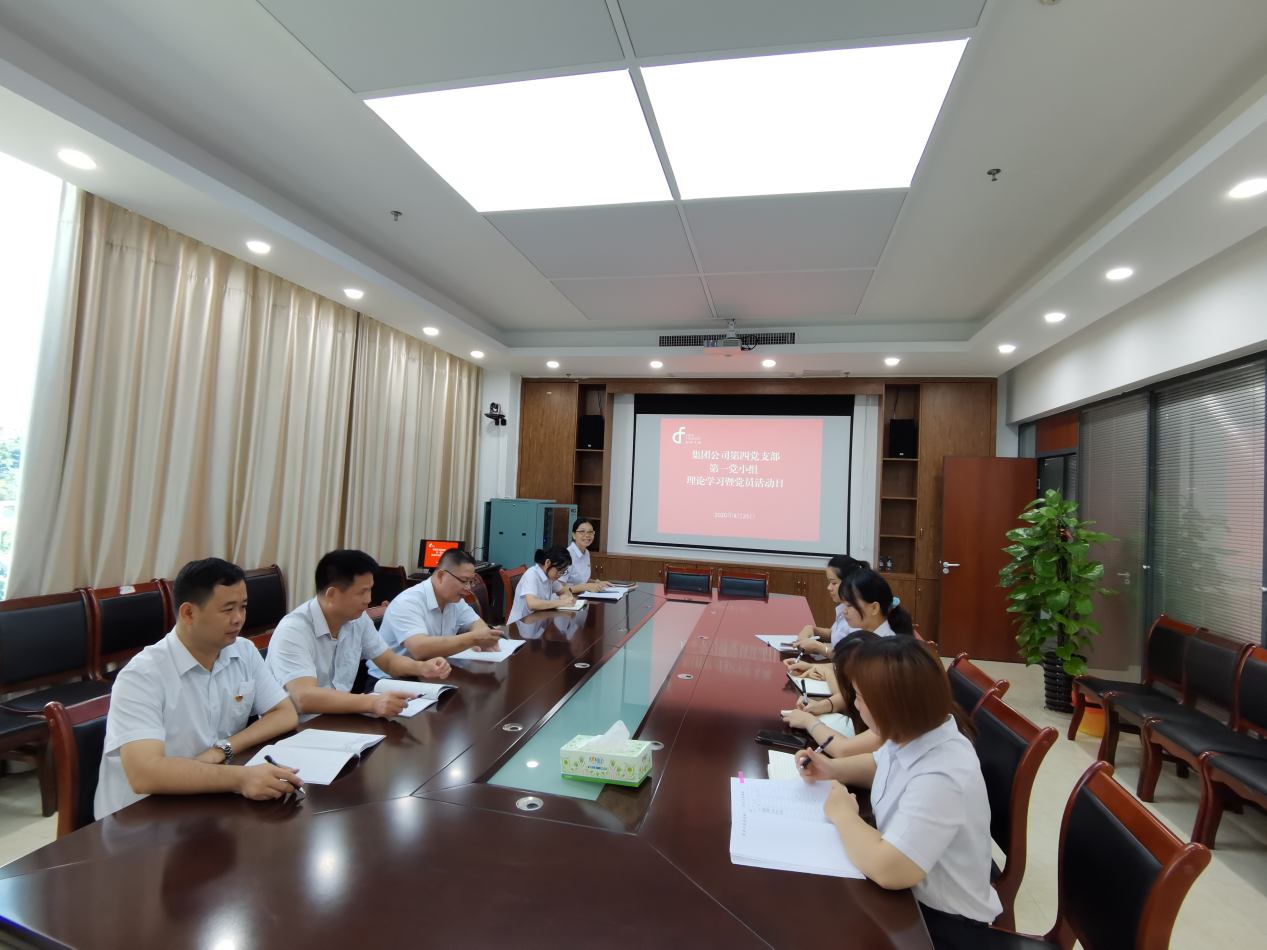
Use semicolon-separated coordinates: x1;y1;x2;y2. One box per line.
213;739;233;764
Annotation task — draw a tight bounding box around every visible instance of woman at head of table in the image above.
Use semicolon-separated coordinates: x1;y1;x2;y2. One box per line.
795;636;1001;949
562;518;611;594
506;545;576;624
787;554;868;661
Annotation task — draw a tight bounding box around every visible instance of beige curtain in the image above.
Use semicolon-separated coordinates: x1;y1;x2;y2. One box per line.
342;315;482;570
8;194;357;605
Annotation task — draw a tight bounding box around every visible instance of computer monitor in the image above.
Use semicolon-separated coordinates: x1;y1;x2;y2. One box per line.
418;539;463;570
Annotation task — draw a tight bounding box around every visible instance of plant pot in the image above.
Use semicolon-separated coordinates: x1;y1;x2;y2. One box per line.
1042;654;1078;713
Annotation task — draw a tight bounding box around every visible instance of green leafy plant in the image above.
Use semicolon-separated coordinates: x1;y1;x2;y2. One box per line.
999;489;1117;676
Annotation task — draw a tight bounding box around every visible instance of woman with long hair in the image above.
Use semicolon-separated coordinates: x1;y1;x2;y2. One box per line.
795;637;998;949
840;569;913;637
788;555;868;660
781;630;883;758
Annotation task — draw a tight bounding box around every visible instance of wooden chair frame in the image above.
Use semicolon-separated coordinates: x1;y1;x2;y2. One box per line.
461;574;491;622
499;566;528;623
974;693;1057;931
1083;614;1203;752
43;695;111;838
1138;639;1259;803
239;564;289;650
716;569;769;599
948;653;1011;713
87;579;174;674
989;761;1210;950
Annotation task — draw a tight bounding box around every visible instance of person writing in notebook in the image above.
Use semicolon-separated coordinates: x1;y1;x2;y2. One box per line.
785;555;866;660
795;637;1000;949
95;558;302;820
266;549;452;721
507;546;575;624
369;548;502;678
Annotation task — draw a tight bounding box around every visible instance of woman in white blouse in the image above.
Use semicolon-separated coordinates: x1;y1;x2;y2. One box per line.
562;519;611;594
789;555;867;660
795;636;1001;949
506;546;576;624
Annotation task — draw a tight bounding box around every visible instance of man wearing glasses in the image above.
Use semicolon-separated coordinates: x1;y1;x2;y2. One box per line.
369;548;502;679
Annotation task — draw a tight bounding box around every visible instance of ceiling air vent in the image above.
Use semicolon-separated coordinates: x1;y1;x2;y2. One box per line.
658;331;796;347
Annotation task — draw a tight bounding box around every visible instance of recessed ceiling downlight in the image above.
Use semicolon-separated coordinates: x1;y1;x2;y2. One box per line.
546;360;560;369
1044;311;1066;323
650;360;663;368
57;149;96;169
1228;178;1267;199
470;350;484;359
885;357;901;366
343;288;364;299
246;240;271;254
1105;266;1133;281
422;326;439;336
998;344;1017;354
762;359;776;368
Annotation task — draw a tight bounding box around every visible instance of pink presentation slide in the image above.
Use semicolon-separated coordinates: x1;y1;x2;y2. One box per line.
656;417;823;542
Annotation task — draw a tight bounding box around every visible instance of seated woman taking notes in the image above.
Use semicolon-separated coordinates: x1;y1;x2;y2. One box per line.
507;545;577;624
562;518;611;594
795;637;1001;949
782;631;884;758
788;555;866;660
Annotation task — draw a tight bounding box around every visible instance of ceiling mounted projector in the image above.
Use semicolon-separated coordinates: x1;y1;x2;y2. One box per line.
704;320;747;354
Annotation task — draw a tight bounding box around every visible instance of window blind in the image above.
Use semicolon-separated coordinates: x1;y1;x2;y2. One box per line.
1079;394;1149;670
1152;361;1265;645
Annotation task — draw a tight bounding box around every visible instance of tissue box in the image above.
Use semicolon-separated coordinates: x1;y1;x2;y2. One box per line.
560;735;653;786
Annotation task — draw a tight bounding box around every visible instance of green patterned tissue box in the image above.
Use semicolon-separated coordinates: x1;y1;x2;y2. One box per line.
560;735;652;786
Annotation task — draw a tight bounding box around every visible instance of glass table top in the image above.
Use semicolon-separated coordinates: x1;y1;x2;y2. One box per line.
489;601;707;800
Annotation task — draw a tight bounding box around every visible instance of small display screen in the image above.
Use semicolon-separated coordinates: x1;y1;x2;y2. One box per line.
420;539;461;569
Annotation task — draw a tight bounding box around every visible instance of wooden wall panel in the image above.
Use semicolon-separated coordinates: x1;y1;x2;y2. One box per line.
915;382;996;579
1036;410;1079;454
517;381;578;504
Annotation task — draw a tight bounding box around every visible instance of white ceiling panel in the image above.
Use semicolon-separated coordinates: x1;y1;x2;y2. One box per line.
706;270;874;322
258;0;622;92
685;192;904;273
552;275;712;322
620;0;983;58
486;204;696;278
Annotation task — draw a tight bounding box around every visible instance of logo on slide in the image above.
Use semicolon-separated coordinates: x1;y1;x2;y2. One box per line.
672;426;686;444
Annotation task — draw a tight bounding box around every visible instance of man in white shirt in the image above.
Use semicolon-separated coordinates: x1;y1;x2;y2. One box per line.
266;549;451;720
369;549;500;677
95;558;301;820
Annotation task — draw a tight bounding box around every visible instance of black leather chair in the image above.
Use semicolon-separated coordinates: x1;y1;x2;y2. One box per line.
717;570;768;599
370;565;409;606
43;695;110;837
977;762;1210;950
0;591;112;714
89;580;173;678
1072;614;1198;747
972;693;1057;931
1100;627;1246;767
948;654;1010;717
462;574;491;621
663;567;712;597
239;565;289;652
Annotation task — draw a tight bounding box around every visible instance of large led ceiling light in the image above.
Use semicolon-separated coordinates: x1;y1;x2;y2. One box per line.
367;71;671;212
642;40;968;200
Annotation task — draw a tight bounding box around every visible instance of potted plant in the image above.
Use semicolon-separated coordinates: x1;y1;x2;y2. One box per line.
999;489;1116;712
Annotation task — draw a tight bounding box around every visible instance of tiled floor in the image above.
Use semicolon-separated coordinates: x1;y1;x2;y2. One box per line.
0;663;1262;948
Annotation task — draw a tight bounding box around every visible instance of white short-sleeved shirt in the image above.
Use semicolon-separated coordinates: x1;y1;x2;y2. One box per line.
829;604;859;648
562;542;591;587
369;578;480;678
265;598;390;721
870;716;1003;922
95;629;289;820
507;564;562;624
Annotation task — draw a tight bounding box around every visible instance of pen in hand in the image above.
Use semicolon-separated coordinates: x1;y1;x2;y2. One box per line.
264;754;306;796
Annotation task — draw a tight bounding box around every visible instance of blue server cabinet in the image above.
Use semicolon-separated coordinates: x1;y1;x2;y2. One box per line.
483;498;577;571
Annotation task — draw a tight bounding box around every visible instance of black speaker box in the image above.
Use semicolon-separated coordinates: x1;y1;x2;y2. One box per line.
577;415;605;449
889;418;917;458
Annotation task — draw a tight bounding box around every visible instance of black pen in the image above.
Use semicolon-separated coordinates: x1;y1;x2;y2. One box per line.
817;735;834;755
264;754;306;796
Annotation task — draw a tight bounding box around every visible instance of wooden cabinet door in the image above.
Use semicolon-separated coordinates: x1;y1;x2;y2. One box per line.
605;557;632;582
517;381;578;503
916;382;996;579
767;569;802;597
939;457;1036;661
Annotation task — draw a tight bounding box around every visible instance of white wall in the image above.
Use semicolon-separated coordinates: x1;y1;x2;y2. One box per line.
1009;226;1267;422
996;371;1018;457
473;370;520;559
605;393;879;569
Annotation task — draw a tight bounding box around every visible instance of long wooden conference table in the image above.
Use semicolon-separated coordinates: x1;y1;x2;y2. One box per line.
0;587;932;950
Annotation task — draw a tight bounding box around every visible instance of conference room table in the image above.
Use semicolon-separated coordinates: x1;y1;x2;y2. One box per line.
0;587;933;950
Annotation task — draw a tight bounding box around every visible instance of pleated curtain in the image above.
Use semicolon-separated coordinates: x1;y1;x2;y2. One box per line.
341;316;482;571
9;193;358;605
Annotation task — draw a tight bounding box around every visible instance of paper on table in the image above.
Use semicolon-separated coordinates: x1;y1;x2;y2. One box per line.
552;602;586;612
755;635;798;651
579;587;629;602
276;730;384;755
766;750;801;781
788;673;833;698
448;638;527;663
245;745;355;785
397;696;437;718
373;680;455;701
729;778;864;879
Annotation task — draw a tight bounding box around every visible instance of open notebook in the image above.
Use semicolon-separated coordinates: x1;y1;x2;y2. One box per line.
373;679;458;717
730;777;864;879
787;673;833;698
245;730;384;785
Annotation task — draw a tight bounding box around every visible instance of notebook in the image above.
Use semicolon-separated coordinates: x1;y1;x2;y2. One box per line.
729;778;864;879
787;673;833;698
448;638;528;663
275;730;384;755
755;635;798;651
766;750;801;781
372;680;457;718
551;602;586;612
579;587;629;602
